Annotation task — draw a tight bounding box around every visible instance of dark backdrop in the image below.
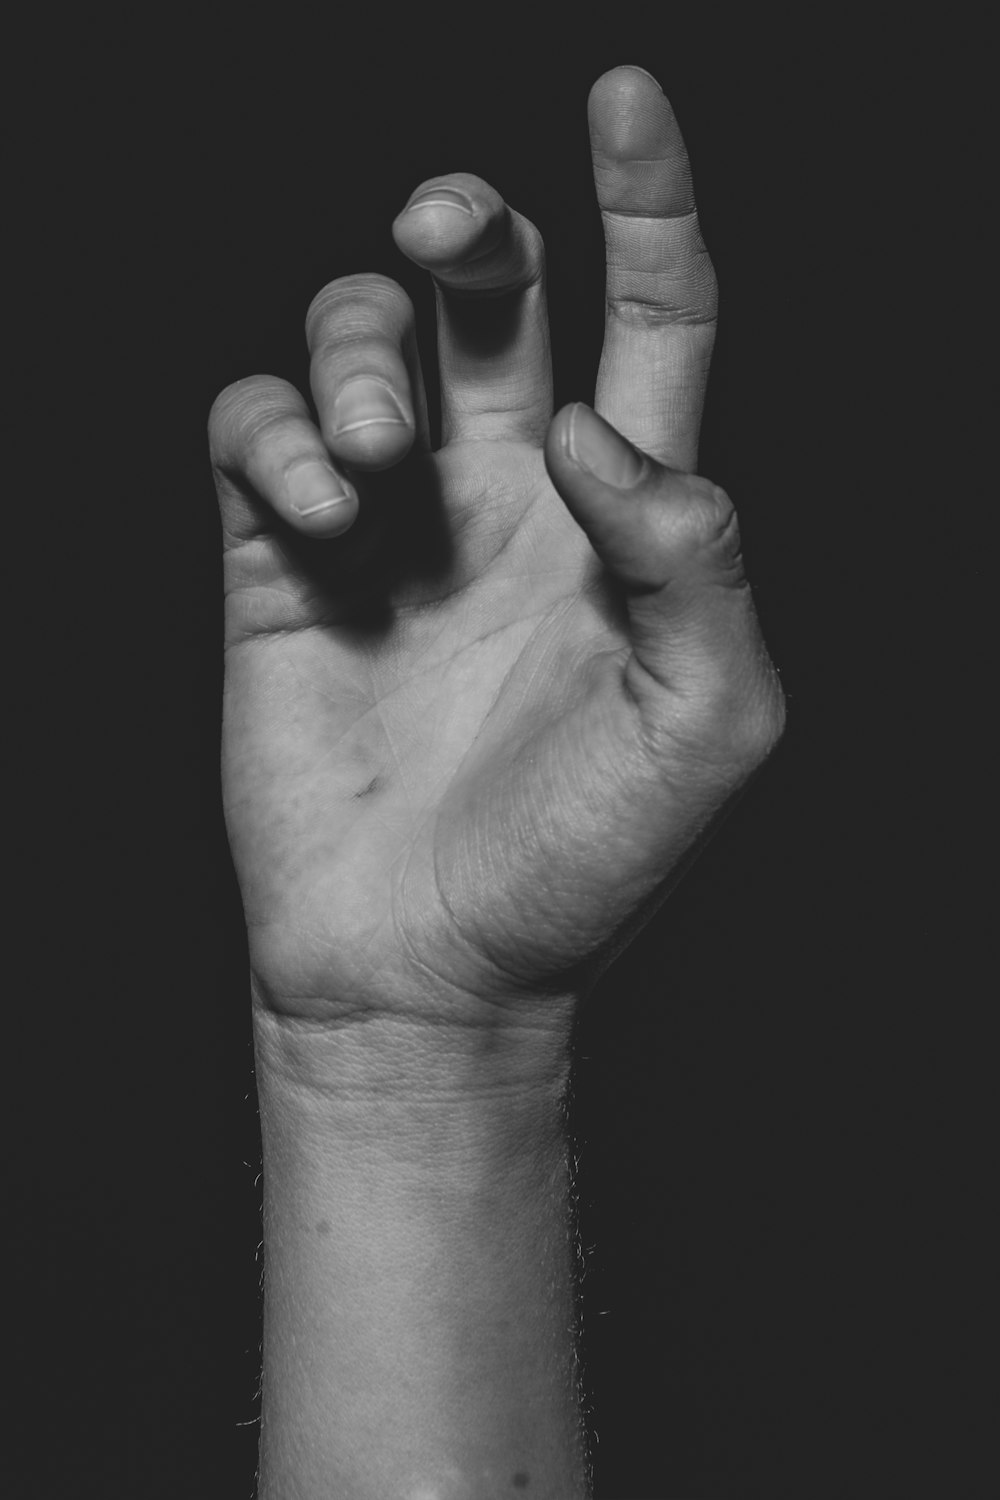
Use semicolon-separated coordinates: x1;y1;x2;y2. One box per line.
48;11;990;1498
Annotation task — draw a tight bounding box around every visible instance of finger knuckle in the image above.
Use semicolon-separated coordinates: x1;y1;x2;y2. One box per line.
208;375;287;458
404;172;508;223
606;289;717;329
239;409;301;466
658;478;744;576
517;212;545;261
418;170;494;198
306;273;412;342
605;228;718;328
441;211;545;297
515;216;547;284
658;661;785;792
699;485;744;569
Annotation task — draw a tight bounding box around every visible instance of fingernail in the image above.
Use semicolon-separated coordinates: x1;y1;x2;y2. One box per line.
286;459;351;517
404;185;475;215
627;64;663;91
331;377;410;435
565;403;646;488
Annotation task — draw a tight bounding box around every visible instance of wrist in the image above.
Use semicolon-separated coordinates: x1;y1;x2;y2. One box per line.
252;1003;573;1195
251;974;576;1118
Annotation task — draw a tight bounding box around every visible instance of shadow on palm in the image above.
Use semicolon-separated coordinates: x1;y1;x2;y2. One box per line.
230;437;626;646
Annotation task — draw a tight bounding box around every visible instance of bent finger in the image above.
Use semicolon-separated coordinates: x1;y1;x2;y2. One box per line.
393;173;552;444
306;273;429;471
209;375;359;542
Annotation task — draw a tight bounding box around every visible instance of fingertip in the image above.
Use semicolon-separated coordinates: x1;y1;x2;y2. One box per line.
392;173;503;270
547;402;651;490
326;417;415;473
589;63;663;107
545;400;576;449
543;402;585;484
545;403;623;504
283;458;360;537
392;202;483;269
589;65;680;151
293;493;360;538
320;375;416;472
620;64;663;92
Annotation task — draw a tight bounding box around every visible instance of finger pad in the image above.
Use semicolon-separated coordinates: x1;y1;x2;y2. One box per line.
588;66;694;216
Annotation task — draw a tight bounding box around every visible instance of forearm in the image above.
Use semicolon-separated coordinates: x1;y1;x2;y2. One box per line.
253;1005;591;1500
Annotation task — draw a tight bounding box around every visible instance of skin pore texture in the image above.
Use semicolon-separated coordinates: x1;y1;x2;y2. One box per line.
209;63;783;1500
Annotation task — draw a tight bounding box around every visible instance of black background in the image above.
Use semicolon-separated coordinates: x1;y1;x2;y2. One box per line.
46;10;991;1498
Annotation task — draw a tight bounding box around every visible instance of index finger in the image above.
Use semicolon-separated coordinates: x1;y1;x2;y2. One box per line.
590;66;718;471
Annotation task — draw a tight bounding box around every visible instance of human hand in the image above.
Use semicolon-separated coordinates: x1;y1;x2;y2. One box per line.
209;65;784;1074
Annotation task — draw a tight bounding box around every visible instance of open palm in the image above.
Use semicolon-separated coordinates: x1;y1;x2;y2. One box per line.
210;67;783;1028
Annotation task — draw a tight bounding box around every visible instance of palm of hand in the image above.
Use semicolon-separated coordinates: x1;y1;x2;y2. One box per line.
225;439;707;1020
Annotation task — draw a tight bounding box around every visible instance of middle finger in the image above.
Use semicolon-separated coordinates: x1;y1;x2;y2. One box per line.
393;172;553;446
307;272;430;472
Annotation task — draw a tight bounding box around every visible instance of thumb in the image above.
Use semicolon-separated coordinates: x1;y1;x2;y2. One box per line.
544;402;759;697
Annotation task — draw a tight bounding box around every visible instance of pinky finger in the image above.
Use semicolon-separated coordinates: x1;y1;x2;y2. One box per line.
208;374;359;542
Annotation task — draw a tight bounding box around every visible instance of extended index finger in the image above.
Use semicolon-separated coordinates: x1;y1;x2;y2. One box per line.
590;66;718;471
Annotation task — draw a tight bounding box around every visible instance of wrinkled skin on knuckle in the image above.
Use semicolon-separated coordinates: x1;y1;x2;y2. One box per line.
208;375;290;470
208;376;260;451
237;408;293;460
682;477;742;565
605;257;718;331
644;475;746;588
686;481;787;770
305;272;411;342
637;477;785;784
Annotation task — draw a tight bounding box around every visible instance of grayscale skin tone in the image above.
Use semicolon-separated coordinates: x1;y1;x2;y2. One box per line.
209;64;785;1500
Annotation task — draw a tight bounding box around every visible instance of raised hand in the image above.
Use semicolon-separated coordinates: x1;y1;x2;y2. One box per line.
210;65;786;1499
209;65;783;1055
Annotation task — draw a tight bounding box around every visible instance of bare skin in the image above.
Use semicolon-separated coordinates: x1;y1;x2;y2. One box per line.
210;65;784;1500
